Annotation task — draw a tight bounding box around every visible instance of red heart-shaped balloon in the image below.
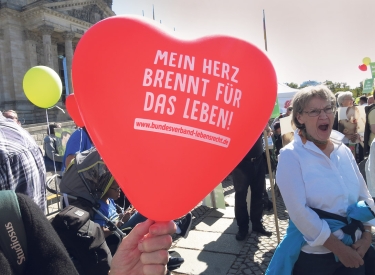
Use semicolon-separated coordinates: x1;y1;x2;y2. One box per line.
65;94;85;127
359;64;368;71
72;16;277;221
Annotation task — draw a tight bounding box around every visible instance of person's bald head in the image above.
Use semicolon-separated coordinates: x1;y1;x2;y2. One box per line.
2;110;20;125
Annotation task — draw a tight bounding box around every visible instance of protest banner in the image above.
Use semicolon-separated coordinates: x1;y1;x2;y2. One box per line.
363;78;374;94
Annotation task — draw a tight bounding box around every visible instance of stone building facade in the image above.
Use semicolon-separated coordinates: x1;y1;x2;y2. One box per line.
0;0;115;123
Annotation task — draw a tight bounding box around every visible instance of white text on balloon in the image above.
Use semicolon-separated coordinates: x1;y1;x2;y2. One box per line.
182;99;234;130
143;92;176;115
154;50;195;71
202;59;239;83
143;68;210;97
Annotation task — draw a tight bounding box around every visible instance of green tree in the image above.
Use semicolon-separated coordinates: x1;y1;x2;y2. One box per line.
351;82;363;98
323;80;335;92
285;82;298;89
323;80;353;94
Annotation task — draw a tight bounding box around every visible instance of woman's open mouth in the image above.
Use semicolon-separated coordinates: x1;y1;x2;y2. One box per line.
318;124;329;131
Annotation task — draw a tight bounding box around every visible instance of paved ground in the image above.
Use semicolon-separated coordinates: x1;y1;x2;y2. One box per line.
168;176;375;275
168;176;288;275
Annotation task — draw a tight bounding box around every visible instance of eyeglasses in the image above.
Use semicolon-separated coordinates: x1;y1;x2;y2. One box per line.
110;187;121;192
303;106;335;117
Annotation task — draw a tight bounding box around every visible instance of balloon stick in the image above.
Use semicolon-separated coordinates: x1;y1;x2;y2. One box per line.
262;10;280;242
263;130;281;243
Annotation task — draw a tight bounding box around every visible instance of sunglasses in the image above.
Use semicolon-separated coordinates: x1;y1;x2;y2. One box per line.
110;187;121;192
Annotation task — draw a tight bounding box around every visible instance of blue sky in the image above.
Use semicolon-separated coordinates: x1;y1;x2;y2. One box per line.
113;0;375;88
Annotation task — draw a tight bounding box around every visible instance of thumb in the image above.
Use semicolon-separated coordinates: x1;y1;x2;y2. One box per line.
351;243;360;250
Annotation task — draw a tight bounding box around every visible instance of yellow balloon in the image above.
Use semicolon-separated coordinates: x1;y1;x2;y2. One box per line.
23;66;62;109
363;57;371;65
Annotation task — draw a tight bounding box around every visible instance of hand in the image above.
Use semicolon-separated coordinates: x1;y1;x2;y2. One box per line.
336;245;364;268
129;206;137;215
110;219;176;275
121;212;132;223
352;233;372;258
346;133;358;143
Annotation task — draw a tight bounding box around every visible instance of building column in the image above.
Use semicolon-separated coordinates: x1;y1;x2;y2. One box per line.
62;31;75;94
38;25;54;68
73;42;78;53
24;30;38;68
51;37;59;73
106;0;113;9
0;27;15;108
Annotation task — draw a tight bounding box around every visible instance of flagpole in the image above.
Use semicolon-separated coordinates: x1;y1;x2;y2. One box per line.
263;9;268;51
262;9;281;244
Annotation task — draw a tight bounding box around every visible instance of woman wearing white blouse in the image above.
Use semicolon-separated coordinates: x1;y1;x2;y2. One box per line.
276;85;375;275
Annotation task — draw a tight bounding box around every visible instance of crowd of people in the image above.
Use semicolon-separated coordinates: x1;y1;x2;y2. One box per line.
2;86;375;275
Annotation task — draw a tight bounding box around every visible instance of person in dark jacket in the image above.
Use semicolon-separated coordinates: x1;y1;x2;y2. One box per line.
0;193;176;275
43;123;64;172
272;121;283;157
0;193;79;275
232;133;272;241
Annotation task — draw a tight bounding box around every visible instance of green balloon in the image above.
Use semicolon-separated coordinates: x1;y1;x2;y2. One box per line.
23;66;62;109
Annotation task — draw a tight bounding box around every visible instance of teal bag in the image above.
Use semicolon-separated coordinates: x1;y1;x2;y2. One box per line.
0;191;28;274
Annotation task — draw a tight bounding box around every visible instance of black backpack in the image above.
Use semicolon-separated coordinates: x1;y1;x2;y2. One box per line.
51;203;112;275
